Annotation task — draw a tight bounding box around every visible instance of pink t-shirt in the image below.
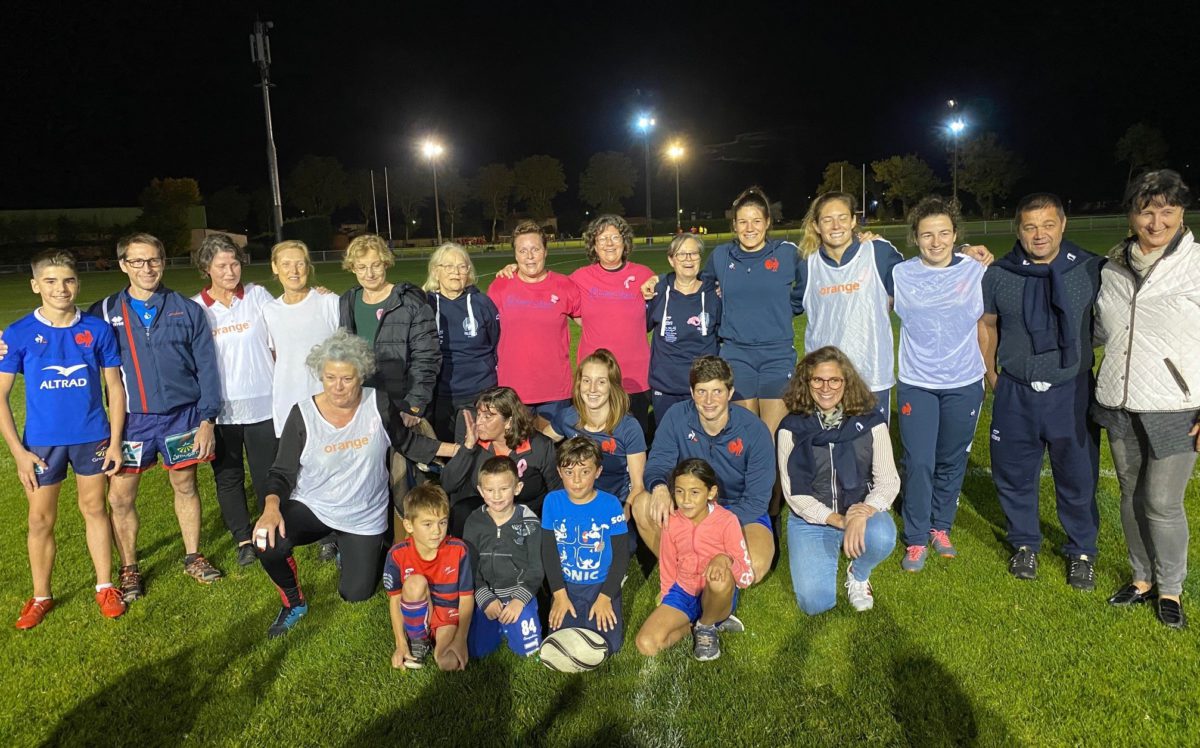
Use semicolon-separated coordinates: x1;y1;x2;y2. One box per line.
489;272;581;404
659;502;755;597
570;261;656;392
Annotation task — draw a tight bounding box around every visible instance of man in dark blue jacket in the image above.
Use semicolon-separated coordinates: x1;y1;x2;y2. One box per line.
88;233;224;600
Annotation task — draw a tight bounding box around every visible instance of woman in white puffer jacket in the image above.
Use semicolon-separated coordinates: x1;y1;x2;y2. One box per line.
1094;169;1200;630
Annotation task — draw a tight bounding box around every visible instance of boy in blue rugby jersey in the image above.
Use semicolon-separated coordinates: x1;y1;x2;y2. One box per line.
0;250;127;629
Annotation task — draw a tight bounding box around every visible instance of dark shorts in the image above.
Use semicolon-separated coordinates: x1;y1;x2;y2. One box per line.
661;582;741;623
721;341;796;401
529;399;572;423
121;404;213;472
557;581;624;654
31;439;110;486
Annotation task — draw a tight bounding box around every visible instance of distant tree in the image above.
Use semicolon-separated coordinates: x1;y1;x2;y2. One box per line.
206;186;251;232
476;163;515;242
960;133;1025;219
438;169;472;240
578;151;637;215
249;186;274;236
285;155;350;216
387;165;429;242
1115;122;1168;185
815;160;864;200
514;155;566;221
871;155;941;217
348;169;378;232
136;177;201;256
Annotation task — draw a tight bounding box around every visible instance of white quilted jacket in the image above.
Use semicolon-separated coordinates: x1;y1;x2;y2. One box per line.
1095;230;1200;412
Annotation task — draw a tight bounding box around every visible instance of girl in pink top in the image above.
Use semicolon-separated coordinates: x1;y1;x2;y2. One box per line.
634;458;754;662
570;216;656;432
488;221;581;419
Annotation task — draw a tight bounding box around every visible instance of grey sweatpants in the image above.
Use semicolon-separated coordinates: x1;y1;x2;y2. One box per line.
1109;427;1197;596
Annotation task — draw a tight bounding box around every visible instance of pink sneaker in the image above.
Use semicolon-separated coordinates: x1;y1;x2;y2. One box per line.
929;530;957;558
901;545;927;572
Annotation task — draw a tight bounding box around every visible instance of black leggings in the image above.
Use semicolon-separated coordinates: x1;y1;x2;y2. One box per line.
212;419;278;543
257;499;389;607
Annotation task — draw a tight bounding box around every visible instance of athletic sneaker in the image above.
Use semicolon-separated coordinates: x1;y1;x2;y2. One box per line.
1008;546;1038;580
845;565;874;611
692;623;721;661
118;565;145;602
95;587;126;619
716;615;745;633
267;603;308;638
1067;554;1096;591
184;554;223;584
15;598;54;630
902;545;928;572
929;529;957;558
317;541;338;563
236;543;258;567
405;637;432;669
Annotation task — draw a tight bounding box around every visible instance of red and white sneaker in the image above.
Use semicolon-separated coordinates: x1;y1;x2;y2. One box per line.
96;586;127;619
15;597;54;630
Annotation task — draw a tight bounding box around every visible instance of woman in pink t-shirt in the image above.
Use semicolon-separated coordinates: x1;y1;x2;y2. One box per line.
488;221;581;422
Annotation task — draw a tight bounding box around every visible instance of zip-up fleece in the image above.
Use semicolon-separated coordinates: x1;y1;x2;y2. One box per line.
339;283;441;415
645;273;722;395
701;238;803;346
88;286;221;419
428;286;500;399
463;503;544;609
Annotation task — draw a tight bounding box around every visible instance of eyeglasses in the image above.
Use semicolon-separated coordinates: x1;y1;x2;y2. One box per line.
673;251;701;260
597;234;624;246
437;263;469;272
122;257;164;269
809;376;845;389
352;262;386;274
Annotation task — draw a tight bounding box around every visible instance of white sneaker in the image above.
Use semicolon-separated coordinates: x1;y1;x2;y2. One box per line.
845;564;874;612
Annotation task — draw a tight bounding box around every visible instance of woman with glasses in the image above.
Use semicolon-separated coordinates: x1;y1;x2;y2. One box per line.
645;233;721;425
891;198;987;572
422;243;500;442
776;346;899;615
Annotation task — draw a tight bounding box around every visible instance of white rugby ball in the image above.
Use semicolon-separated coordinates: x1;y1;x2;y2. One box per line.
539;627;609;672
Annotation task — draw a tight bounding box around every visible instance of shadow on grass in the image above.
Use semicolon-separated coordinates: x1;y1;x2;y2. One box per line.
44;604;289;746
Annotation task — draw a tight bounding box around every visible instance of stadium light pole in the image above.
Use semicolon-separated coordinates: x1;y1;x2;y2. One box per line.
250;20;284;244
949;118;966;205
667;143;684;232
636;115;655;243
422;140;444;244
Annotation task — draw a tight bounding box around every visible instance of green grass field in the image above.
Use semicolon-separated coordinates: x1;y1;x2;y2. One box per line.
1;225;1197;747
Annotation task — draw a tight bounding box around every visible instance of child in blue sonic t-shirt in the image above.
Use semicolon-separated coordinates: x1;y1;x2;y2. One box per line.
0;250;128;630
541;436;629;657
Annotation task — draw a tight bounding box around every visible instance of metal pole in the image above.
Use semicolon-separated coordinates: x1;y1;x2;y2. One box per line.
862;163;866;220
840;164;844;192
250;20;284;244
674;161;681;232
644;134;652;243
384;166;393;242
952;137;959;205
370;170;379;233
431;159;443;244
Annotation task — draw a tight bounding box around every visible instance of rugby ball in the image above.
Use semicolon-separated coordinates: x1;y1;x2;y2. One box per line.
539;627;609;672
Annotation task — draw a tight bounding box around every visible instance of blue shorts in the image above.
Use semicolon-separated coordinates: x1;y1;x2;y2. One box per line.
661;582;741;624
529;399;572;423
31;439;110;486
721;341;796;400
556;582;624;654
467;597;542;659
748;512;773;531
651;391;690;426
121;404;213;472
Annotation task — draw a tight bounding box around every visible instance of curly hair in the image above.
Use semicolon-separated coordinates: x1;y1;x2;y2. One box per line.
572;349;630;433
689;355;735;391
800;192;858;257
306;328;377;382
907;196;962;248
342;234;394;272
782;346;875;416
474;386;534;450
583;214;634;265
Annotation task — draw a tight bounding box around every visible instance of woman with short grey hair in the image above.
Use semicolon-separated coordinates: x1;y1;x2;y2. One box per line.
254;329;471;638
189;233;277;567
1094;169;1200;629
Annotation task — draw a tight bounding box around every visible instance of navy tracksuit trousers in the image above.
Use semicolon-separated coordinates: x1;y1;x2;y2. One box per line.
988;371;1100;557
897;380;984;547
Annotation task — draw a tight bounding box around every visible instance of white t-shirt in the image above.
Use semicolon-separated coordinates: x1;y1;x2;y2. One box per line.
894;255;986;389
191;283;275;424
262;289;341;437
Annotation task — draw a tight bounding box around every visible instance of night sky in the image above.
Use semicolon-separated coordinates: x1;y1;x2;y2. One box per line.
4;1;1198;227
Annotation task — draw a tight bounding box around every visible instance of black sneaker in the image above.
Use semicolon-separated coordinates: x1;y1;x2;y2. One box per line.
237;543;258;567
1008;546;1038;580
405;636;432;669
317;541;338;562
1066;554;1095;591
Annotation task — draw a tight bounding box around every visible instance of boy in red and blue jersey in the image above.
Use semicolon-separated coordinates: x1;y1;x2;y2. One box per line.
384;484;474;671
0;250;127;629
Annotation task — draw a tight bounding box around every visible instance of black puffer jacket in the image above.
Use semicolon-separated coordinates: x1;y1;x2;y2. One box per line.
339;283;441;416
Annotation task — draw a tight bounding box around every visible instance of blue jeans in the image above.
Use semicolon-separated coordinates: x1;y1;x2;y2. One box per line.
787;510;897;615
